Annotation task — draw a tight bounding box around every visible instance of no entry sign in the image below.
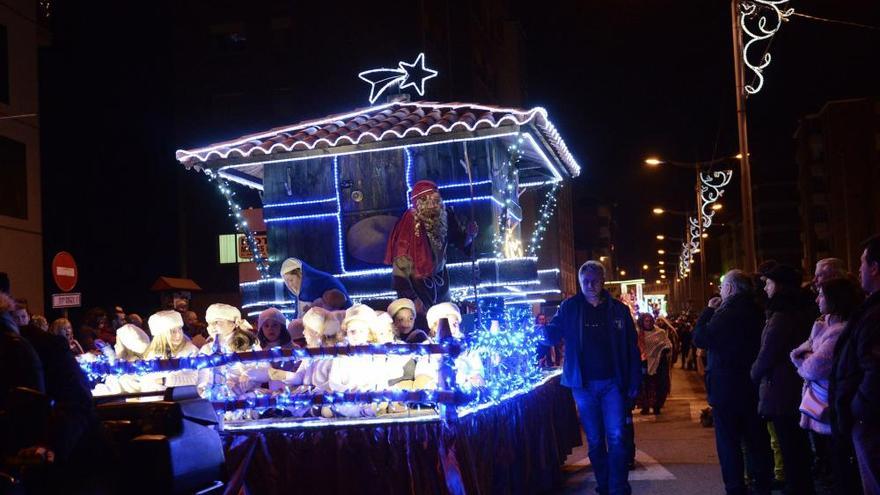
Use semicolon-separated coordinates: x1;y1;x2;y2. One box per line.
52;251;78;292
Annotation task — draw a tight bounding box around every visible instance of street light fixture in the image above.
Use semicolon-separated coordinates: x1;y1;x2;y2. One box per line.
652;207;665;215
656;234;665;240
711;203;723;211
645;157;663;166
642;264;649;270
620;270;627;277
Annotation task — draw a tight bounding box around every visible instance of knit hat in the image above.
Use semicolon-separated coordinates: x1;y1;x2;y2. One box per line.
410;180;439;202
206;303;253;330
342;304;377;332
258;308;287;331
387;298;416;319
280;257;302;276
370;312;395;344
116;324;151;355
427;302;462;335
148;310;183;338
764;264;802;289
341;305;373;346
302;307;344;347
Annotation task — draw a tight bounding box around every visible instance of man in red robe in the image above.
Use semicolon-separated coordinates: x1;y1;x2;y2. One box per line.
385;180;477;314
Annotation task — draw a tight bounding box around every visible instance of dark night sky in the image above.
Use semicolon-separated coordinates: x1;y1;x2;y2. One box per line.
39;0;880;317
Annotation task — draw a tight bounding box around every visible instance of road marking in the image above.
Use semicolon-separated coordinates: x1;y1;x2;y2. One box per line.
565;449;676;482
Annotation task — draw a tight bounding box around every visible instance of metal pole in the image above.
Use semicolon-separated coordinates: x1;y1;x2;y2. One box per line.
696;168;708;305
731;0;757;272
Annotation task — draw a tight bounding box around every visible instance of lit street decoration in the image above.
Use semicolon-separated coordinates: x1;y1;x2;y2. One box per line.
740;0;794;94
678;170;733;278
699;170;733;227
358;52;438;104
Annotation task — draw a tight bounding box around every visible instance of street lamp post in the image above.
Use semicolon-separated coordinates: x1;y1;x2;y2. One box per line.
647;155;737;306
731;0;757;272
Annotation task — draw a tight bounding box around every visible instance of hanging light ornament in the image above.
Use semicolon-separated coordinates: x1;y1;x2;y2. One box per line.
740;0;794;94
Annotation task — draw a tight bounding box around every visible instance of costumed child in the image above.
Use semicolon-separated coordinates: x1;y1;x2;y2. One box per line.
145;310;199;388
387;298;430;343
92;324;163;396
280;257;352;317
328;305;385;417
426;302;485;388
257;308;295;350
197;304;268;413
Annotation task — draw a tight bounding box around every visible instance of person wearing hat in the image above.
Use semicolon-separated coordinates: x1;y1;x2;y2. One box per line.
384;180;478;314
280;257;351;318
387;298;429;342
145;311;199;388
425;302;484;387
200;303;258;355
751;264;817;495
426;301;464;339
198;304;268;400
146;310;198;359
256;307;294;350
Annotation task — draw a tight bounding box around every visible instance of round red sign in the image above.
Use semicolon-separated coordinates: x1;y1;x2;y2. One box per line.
52;251;78;292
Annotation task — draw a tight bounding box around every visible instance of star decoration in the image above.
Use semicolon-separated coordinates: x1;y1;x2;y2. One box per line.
398;53;438;97
358;53;438;104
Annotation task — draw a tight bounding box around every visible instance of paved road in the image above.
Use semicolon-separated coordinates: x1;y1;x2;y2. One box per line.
555;366;726;494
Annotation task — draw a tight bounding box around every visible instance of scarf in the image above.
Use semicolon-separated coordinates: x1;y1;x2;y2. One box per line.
643;329;672;375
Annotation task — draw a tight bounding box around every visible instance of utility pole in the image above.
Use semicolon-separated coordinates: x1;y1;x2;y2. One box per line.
695;168;708;305
731;0;757;272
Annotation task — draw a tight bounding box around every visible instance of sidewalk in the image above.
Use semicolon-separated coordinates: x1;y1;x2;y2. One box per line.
555;367;724;494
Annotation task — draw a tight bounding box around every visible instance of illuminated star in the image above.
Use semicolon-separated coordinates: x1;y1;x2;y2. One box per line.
358;53;438;104
398;53;438;97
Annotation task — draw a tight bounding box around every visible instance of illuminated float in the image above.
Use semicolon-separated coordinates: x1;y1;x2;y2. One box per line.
83;54;584;493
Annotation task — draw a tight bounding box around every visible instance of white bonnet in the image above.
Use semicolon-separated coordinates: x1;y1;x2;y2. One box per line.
148;310;183;338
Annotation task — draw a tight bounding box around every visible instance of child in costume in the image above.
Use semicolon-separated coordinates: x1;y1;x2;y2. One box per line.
92;324;163;396
145;310;199;388
387;298;430;343
197;304;268;413
280;257;351;317
426;302;485;388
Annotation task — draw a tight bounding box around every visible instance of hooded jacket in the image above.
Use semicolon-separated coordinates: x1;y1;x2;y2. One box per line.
290;259;351;308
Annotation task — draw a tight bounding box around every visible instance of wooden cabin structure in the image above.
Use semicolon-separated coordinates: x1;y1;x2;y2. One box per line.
176;102;580;315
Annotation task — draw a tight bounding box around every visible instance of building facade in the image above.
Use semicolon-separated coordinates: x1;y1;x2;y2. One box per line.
796;98;880;274
0;0;48;312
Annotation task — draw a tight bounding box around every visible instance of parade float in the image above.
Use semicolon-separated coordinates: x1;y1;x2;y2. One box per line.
82;54;583;494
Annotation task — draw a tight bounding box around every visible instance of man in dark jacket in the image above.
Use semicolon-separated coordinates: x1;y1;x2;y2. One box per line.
544;260;641;495
832;234;880;494
693;269;773;495
751;264;815;495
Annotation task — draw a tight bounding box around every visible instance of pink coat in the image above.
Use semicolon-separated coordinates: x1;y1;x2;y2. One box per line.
790;316;846;434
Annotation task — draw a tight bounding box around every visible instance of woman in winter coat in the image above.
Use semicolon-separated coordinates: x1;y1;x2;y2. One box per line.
790;276;863;486
751;264;817;495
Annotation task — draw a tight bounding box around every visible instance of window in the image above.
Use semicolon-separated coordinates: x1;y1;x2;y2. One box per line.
0;25;9;104
0;135;27;219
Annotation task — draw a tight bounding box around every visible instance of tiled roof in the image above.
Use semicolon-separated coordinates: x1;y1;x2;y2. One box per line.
175;102;580;177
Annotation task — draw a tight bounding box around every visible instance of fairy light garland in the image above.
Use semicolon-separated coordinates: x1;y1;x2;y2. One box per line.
80;342;461;380
466;298;543;403
207;171;272;279
526;182;561;256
